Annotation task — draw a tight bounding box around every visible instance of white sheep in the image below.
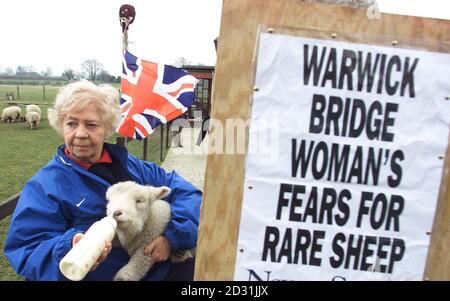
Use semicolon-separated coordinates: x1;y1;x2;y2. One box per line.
105;181;194;281
26;111;41;129
1;106;21;122
26;104;41;115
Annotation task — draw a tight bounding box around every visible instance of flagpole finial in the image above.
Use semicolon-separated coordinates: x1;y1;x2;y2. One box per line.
119;4;136;33
120;4;135;51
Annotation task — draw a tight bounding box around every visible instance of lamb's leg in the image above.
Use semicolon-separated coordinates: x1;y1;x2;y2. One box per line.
114;249;154;281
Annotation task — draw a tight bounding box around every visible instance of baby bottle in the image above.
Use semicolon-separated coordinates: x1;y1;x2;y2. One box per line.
59;216;117;281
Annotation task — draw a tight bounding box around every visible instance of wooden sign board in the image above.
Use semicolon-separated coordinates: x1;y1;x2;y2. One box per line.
195;0;450;280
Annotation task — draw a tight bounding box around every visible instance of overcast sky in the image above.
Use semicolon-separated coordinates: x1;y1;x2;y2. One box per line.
377;0;449;19
0;0;223;76
0;0;448;77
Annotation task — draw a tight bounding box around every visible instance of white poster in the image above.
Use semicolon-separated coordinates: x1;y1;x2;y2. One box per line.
234;33;450;281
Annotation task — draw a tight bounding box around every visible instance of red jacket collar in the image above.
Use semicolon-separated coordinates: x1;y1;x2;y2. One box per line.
64;147;112;169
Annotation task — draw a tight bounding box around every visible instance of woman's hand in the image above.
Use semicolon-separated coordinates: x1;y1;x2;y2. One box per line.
72;233;112;271
143;235;172;262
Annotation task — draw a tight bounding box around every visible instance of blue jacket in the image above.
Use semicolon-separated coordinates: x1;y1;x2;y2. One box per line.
4;143;202;281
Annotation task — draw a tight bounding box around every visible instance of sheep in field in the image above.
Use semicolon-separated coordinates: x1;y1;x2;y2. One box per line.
26;104;41;115
26;111;41;129
105;181;194;281
1;106;21;122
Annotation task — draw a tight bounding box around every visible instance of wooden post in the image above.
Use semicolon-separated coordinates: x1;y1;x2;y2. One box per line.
0;193;20;221
424;135;450;280
16;86;20;99
206;79;212;118
166;121;170;148
43;85;46;100
115;137;125;147
160;125;164;163
195;0;450;281
143;138;148;161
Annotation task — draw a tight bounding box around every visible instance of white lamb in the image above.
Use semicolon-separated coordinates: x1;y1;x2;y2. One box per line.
26;104;41;115
26;111;40;129
105;181;194;281
1;106;21;122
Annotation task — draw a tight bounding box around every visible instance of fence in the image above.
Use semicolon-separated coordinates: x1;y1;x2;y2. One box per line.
116;122;173;162
0;85;60;102
0;193;20;222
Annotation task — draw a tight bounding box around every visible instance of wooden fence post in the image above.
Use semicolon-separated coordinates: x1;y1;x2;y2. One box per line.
160;125;164;162
166;121;170;148
0;193;20;221
143;138;148;161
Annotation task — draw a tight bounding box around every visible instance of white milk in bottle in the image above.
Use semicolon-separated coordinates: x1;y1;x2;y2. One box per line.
59;216;116;281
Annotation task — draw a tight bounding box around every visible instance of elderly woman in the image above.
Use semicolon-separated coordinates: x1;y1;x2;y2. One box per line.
4;80;201;281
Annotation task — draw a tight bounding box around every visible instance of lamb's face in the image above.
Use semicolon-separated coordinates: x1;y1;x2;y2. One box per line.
105;181;170;233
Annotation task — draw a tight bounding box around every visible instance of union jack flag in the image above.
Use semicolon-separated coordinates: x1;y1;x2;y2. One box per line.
117;50;198;139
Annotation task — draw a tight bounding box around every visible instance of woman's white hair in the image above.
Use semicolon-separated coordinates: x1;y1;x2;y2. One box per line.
48;80;121;138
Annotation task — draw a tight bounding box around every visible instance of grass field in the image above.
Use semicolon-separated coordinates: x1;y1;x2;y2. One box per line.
0;83;120;104
0;85;168;280
0;84;59;103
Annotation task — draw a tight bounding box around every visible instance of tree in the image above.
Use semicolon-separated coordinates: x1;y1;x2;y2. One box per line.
74;71;84;80
81;59;103;81
15;65;40;78
173;57;192;68
15;65;27;75
62;68;75;81
41;67;53;78
97;70;115;82
24;65;35;72
4;68;13;76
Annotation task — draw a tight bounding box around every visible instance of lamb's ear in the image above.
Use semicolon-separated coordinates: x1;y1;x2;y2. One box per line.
151;186;171;200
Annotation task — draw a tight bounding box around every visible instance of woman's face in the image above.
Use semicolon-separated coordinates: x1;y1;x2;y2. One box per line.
63;104;107;164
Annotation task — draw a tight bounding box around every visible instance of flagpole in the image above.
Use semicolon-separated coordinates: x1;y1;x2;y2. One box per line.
119;4;149;161
122;25;129;148
123;28;128;50
119;4;135;149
